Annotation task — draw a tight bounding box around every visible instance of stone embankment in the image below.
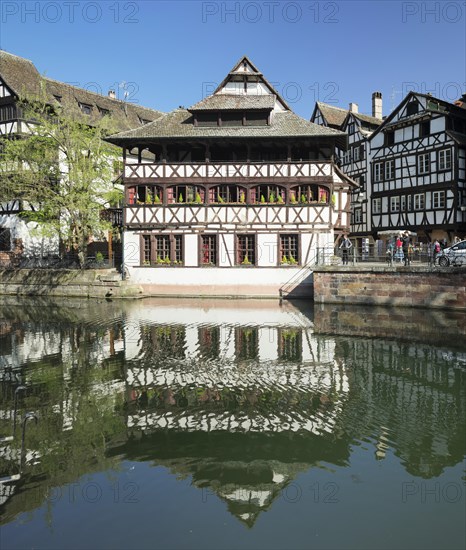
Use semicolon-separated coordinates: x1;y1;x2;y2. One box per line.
313;265;466;310
0;269;143;299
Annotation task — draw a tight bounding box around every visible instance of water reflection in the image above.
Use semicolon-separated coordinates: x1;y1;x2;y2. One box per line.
0;297;465;536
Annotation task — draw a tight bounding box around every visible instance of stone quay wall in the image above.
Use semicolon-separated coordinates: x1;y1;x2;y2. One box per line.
313;266;466;311
0;269;143;299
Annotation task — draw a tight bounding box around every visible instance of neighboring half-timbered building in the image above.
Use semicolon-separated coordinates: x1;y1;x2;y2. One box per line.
368;92;466;243
106;57;353;297
312;94;383;246
0;50;162;263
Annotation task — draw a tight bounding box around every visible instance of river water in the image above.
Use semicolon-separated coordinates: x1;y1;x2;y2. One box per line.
0;297;465;550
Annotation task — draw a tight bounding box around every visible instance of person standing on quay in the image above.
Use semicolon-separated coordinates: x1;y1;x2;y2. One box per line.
339;234;352;265
402;231;411;266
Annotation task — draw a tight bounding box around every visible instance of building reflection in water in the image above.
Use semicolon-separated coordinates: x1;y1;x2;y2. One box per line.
0;297;464;527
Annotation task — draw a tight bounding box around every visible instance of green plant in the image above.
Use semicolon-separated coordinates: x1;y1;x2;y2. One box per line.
300;194;307;203
154;194;161;203
145;190;152;204
218;195;224;203
195;192;202;204
290;192;297;203
178;193;184;203
288;254;297;265
277;194;283;203
95;251;104;264
269;192;275;202
281;255;288;264
331;193;336;205
242;255;251;265
260;195;266;203
239;191;245;203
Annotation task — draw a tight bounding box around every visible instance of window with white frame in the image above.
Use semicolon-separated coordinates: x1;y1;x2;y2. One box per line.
385;160;395;180
414;193;425;210
354;208;362;223
432;190;445;209
390;196;400;212
372;197;382;214
438;149;452;171
374;162;383;182
407;194;412;211
418;153;430;174
353;146;360;162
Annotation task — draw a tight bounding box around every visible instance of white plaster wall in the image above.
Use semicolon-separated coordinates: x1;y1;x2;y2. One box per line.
184;234;198;266
122;231;140;266
219;233;235;267
431;116;445;133
257;233;277;266
0;214;59;256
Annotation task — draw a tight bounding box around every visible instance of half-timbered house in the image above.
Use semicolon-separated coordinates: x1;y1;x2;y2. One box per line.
0;50;162;263
368;91;466;244
312;94;383;247
106;57;353;297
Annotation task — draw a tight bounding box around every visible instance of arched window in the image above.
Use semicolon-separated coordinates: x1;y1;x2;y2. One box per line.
251;185;286;204
167;185;205;204
209;185;246;204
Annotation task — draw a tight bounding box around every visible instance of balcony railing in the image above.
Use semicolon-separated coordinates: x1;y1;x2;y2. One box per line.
100;208;123;227
124;161;334;180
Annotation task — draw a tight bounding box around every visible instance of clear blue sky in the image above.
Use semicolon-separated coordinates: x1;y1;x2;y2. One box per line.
1;0;465;118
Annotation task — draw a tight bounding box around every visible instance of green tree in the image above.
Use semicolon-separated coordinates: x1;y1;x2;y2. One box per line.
0;87;121;266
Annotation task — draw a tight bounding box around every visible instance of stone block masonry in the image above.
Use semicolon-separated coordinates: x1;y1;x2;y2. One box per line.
313;266;466;311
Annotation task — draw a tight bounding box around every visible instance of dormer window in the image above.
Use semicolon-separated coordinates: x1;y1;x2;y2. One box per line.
79;102;93;115
348;122;355;134
53;95;62;103
98;106;110;116
138;116;151;125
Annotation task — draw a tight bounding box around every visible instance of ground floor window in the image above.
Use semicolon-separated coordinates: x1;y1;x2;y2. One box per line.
279;234;299;265
141;234;183;265
236;234;256;265
200;235;217;265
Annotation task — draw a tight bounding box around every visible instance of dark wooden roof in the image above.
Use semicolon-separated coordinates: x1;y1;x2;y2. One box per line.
0;50;163;132
315;102;349;128
106;108;347;148
188;94;275;112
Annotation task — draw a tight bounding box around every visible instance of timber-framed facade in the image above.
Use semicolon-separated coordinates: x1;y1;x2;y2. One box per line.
107;57;353;297
368;91;466;244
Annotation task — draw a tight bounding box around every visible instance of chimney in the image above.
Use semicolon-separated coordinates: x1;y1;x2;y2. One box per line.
108;90;116;99
372;91;383;119
349;102;358;113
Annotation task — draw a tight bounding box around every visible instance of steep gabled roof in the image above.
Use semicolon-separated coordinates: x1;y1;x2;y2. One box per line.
106;108;347;146
107;57;348;148
313;102;349;129
188;94;275;112
0;50;163;132
212;55;291;111
369;91;466;141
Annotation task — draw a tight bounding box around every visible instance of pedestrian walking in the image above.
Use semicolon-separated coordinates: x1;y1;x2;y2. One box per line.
433;240;441;264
